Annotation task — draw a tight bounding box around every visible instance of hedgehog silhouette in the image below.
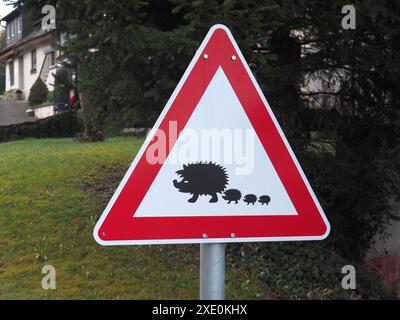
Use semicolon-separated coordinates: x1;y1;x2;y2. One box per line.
243;194;257;205
223;189;242;204
173;162;229;203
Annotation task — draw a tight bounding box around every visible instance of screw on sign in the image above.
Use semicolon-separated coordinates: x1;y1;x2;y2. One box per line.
94;24;330;300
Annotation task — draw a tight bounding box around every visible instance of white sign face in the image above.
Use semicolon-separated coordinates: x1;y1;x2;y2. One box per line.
135;68;298;217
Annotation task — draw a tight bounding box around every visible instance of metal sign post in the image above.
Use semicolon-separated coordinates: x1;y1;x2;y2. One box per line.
200;243;226;300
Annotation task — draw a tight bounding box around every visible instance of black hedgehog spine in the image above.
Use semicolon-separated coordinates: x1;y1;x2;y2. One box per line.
176;162;229;194
174;162;229;203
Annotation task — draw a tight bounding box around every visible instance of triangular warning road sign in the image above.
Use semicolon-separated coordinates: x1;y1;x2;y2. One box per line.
94;24;330;245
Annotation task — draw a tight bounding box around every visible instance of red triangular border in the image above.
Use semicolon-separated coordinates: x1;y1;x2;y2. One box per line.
94;25;330;245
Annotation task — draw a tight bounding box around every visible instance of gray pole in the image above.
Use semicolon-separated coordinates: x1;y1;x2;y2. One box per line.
200;243;226;300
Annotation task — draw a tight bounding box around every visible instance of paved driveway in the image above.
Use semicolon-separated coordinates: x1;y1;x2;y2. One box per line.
0;100;35;126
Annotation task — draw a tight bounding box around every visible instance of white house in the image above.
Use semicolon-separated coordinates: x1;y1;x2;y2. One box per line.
0;7;60;100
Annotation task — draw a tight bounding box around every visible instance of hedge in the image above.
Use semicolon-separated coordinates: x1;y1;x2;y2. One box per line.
0;111;83;143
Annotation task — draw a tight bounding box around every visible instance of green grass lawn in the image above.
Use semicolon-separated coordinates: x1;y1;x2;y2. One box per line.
0;138;268;299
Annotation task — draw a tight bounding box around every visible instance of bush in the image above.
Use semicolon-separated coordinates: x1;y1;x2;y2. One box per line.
28;78;49;106
54;68;72;100
229;243;391;299
46;91;54;104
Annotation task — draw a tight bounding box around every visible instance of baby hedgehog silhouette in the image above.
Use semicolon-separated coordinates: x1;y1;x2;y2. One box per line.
173;162;228;203
222;189;242;204
258;195;271;205
243;194;257;205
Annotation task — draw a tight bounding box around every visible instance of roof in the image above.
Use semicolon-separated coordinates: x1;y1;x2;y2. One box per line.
1;7;21;22
0;30;54;61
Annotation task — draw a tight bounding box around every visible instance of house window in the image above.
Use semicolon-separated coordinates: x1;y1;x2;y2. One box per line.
7;25;10;40
31;49;37;73
17;16;22;34
9;61;14;86
11;20;15;38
